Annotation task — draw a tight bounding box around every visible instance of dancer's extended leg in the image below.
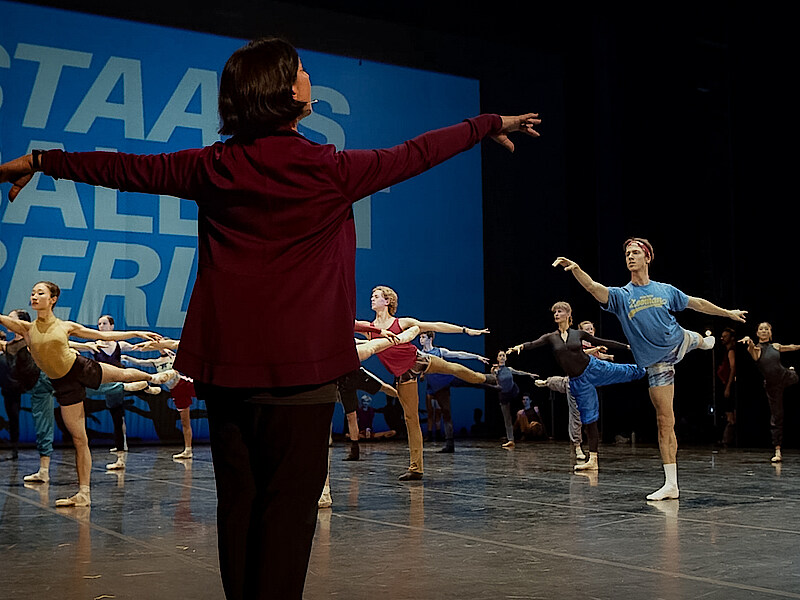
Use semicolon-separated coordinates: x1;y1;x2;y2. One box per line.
98;362;177;385
426;355;489;385
356;326;421;361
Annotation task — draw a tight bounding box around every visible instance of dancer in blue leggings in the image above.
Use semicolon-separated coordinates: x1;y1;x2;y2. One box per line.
508;301;645;471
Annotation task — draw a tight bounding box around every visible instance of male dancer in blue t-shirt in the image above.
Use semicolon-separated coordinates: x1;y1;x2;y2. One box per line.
554;237;746;501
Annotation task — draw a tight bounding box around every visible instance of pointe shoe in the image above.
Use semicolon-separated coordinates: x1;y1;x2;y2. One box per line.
144;385;163;395
123;381;149;392
318;487;332;508
574;443;585;460
55;491;91;507
574;452;598;471
501;440;515;449
151;369;178;385
173;448;193;459
646;483;679;501
23;470;49;484
771;448;782;463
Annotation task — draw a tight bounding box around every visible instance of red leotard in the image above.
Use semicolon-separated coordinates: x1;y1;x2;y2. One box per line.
370;318;417;377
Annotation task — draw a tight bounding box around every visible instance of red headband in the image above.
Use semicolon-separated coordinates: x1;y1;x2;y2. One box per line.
627;241;651;259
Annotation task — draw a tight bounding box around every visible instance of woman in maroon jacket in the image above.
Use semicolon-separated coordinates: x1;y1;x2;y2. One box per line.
0;37;540;600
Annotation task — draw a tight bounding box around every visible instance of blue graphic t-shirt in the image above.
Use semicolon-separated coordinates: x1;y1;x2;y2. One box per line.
601;280;689;367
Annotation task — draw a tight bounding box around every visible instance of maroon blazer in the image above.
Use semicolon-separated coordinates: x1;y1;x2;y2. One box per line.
41;114;502;388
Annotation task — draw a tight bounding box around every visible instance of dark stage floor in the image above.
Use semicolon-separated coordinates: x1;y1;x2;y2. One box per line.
1;439;798;599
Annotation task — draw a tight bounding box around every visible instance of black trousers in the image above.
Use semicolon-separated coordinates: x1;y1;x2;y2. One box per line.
199;384;335;600
1;388;21;446
765;385;785;447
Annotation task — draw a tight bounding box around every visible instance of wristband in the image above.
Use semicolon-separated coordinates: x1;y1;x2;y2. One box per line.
462;327;467;334
31;149;44;170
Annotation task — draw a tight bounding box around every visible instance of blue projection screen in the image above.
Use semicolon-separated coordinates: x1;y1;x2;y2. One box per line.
0;1;486;445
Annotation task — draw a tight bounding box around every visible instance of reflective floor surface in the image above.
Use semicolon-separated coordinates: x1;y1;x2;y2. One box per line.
1;439;798;599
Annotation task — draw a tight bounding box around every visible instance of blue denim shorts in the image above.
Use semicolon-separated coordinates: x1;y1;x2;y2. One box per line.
646;330;701;387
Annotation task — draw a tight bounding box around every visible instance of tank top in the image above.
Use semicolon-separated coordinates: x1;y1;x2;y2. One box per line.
756;342;792;387
422;346;455;392
495;365;519;395
92;342;122;367
716;347;732;383
28;318;77;379
370;318;418;376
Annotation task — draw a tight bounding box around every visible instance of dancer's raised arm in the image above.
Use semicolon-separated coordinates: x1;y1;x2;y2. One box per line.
65;322;162;343
506;332;551;355
0;312;33;337
397;318;488;336
687;297;747;323
438;348;490;364
552;257;609;304
777;343;800;352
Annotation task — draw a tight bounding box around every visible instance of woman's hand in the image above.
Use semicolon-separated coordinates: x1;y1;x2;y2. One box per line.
0;155;36;202
491;113;541;152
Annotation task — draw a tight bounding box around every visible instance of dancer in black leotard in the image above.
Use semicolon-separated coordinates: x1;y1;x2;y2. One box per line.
740;322;800;463
508;301;645;471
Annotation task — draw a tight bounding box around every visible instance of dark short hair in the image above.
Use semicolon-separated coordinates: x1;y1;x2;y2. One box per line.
34;281;60;300
420;331;435;340
218;38;307;139
99;314;115;327
722;327;736;336
11;309;31;322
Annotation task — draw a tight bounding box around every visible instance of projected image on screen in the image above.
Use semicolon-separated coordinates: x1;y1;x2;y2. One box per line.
0;0;485;442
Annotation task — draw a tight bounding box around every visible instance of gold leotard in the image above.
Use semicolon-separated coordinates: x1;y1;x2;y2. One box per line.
27;318;77;379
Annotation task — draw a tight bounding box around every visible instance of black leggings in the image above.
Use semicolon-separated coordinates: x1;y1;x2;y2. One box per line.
198;383;335;600
109;404;125;450
2;388;21;446
584;420;599;453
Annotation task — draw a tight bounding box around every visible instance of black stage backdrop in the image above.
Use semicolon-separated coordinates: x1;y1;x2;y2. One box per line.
16;1;799;448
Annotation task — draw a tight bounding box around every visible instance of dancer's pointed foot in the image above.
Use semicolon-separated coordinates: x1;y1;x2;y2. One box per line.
123;381;149;392
150;369;178;385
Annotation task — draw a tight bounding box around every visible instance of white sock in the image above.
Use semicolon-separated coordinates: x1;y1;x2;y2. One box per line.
647;463;679;500
699;335;715;350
